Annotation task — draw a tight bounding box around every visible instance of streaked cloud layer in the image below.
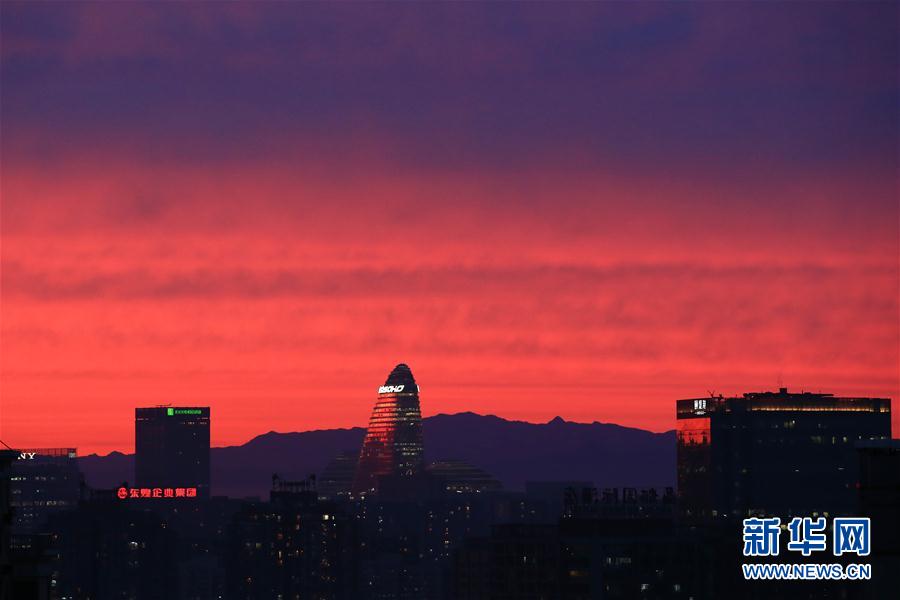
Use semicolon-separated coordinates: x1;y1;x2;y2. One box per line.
2;2;897;453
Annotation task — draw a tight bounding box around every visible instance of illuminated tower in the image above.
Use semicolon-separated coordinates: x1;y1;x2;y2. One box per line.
353;364;425;494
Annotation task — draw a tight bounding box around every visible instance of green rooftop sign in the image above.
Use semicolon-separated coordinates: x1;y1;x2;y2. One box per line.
166;408;203;416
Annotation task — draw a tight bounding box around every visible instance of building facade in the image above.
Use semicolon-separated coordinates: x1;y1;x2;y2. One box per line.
0;450;17;600
857;439;900;599
135;406;211;498
226;477;356;599
353;364;425;494
8;448;82;540
676;388;891;519
48;489;179;600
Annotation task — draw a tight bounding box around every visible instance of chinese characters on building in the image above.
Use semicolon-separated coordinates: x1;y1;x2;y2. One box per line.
116;486;198;500
743;517;870;557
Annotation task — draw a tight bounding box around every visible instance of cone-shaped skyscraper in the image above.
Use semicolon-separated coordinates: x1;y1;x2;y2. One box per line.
353;363;425;494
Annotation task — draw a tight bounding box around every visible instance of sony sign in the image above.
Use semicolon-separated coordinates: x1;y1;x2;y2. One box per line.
18;452;37;460
378;385;405;394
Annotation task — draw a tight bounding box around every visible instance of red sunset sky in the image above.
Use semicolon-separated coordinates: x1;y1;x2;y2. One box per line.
1;2;898;455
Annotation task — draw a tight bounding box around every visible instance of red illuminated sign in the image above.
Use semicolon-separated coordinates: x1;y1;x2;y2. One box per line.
116;486;198;499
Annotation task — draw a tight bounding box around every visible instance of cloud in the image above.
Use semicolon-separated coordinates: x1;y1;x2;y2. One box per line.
4;245;896;382
2;2;897;174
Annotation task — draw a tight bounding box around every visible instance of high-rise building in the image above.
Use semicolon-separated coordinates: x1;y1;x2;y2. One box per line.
676;388;891;519
135;406;210;498
353;364;425;494
4;448;79;600
8;448;81;538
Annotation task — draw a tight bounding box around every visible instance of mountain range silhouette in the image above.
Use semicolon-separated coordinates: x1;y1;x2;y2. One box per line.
78;412;675;498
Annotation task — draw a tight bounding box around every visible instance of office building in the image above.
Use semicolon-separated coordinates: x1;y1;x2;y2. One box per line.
353;364;425;494
135;406;210;498
676;388;891;519
8;448;82;539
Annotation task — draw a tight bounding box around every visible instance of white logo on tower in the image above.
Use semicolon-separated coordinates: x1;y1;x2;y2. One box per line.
378;385;405;394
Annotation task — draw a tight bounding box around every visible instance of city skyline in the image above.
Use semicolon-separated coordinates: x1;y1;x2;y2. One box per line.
2;380;893;459
2;2;898;455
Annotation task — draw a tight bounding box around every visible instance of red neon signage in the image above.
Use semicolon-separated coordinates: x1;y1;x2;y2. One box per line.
116;486;198;499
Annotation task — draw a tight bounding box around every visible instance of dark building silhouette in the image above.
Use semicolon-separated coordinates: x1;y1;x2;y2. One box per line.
318;450;359;501
354;498;434;599
349;474;559;598
47;485;240;600
558;487;703;599
353;364;425;494
145;495;241;599
1;449;17;600
2;448;77;600
48;488;179;600
226;476;356;599
8;448;82;542
525;482;593;520
676;389;891;519
857;439;900;599
427;460;503;494
451;486;703;600
559;516;706;599
136;406;210;498
5;449;81;600
454;523;561;600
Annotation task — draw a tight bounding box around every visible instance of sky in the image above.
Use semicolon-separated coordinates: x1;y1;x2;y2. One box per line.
1;1;897;455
